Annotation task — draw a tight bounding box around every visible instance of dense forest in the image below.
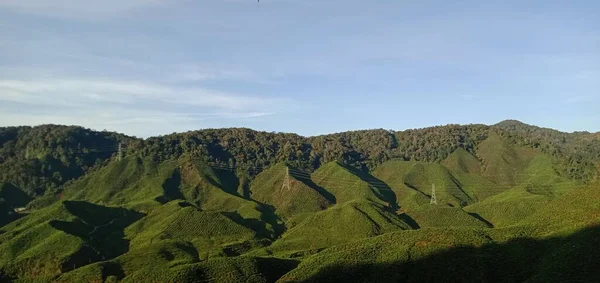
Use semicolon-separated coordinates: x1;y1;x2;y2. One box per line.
0;120;598;199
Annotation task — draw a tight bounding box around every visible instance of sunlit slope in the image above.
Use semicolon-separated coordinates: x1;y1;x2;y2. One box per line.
249;163;331;220
0;201;142;281
65;155;265;214
441;148;504;201
372;160;473;210
311;161;394;206
520;183;600;235
476;132;539;187
64;155;176;211
125;201;258;257
464;154;577;227
267;200;410;254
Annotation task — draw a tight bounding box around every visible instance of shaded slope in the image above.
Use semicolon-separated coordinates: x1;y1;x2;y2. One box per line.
279;225;600;283
0;183;32;226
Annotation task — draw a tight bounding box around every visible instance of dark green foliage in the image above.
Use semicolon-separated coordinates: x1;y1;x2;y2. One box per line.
0;125;131;197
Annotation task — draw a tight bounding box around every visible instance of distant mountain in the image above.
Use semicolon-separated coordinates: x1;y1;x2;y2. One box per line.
0;121;599;282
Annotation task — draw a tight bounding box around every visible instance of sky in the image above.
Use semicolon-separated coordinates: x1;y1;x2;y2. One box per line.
0;0;598;138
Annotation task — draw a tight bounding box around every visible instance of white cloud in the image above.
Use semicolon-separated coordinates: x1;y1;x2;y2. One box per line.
0;78;288;137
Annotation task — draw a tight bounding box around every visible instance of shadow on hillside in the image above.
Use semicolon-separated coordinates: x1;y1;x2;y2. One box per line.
339;162;400;209
158;169;185;204
296;225;600;283
49;202;145;272
289;170;337;204
222;205;286;239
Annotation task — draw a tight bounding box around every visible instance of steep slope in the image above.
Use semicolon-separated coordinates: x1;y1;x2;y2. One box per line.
267;200;410;255
249;163;332;220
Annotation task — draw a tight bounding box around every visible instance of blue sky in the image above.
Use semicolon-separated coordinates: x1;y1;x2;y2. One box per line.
0;0;598;137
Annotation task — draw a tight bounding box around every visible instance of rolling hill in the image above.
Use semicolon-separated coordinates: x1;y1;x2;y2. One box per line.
0;121;599;282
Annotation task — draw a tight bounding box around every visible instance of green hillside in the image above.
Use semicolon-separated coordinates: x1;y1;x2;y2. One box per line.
267;200;410;255
441;148;504;201
372;160;473;210
278;224;600;283
125;200;258;258
476;132;539;186
1;122;599;282
406;206;491;228
311;161;389;205
0;201;142;281
249;163;331;220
